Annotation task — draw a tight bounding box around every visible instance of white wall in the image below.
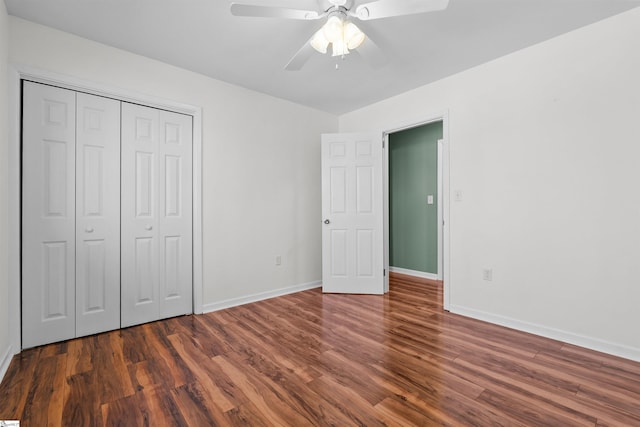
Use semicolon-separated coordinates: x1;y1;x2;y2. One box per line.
6;5;640;366
0;1;12;378
340;8;640;360
8;17;337;315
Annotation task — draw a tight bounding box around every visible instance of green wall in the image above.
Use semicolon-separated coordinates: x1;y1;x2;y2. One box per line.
389;121;443;274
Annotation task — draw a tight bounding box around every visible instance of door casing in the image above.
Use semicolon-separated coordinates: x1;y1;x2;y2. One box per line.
381;111;450;309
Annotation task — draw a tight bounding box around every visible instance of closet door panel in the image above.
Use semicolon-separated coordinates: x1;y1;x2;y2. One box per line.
22;82;77;348
75;93;121;337
121;103;160;327
159;111;193;318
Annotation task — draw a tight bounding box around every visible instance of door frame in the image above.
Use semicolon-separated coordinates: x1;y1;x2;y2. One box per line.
7;64;204;353
381;111;450;310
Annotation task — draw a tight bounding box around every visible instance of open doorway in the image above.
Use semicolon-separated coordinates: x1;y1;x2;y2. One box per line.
383;116;449;310
388;122;443;279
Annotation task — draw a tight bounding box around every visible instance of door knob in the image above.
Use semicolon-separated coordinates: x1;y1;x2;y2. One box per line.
324;219;330;224
145;225;153;231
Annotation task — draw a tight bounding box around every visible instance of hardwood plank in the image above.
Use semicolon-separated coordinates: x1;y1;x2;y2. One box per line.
143;322;194;388
374;395;454;427
224;402;272;427
0;348;41;419
167;334;238;412
46;354;67;426
211;355;312;426
173;315;230;357
576;383;640;419
306;375;389;426
63;371;103;427
452;352;640;426
91;332;136;404
65;337;93;377
209;311;322;385
170;381;228;426
19;354;60;426
103;384;187;427
142;381;187;424
534;350;640;395
120;324;153;365
2;276;640;426
476;388;595;427
369;363;527;426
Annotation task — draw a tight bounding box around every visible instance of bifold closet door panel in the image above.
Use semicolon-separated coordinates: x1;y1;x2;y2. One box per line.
75;93;121;337
22;82;77;348
121;104;193;327
158;110;193;319
121;103;161;327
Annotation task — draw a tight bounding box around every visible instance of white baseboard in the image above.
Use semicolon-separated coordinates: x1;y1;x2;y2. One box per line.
389;266;439;281
450;304;640;363
203;280;322;313
0;344;15;384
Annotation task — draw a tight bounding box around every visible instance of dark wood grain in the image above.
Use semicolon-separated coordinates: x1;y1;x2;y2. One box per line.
1;272;639;426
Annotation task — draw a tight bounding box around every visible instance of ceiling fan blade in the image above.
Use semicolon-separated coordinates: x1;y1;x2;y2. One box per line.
230;3;321;20
285;39;316;71
357;36;388;69
353;0;449;21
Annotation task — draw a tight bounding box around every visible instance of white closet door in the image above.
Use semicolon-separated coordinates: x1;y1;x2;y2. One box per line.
75;93;121;337
158;110;193;318
22;82;77;348
121;103;161;327
121;104;193;327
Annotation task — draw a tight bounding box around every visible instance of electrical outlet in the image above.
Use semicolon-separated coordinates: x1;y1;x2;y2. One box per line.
275;256;282;266
482;268;493;281
455;190;463;201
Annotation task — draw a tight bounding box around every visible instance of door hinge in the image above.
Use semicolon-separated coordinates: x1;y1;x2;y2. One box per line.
384;269;386;276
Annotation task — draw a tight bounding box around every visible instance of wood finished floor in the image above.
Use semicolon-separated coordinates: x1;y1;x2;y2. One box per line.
1;273;640;426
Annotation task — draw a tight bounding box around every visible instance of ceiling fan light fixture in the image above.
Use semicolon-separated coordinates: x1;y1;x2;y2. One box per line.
332;39;349;57
231;0;451;70
323;15;344;43
344;21;365;49
310;29;329;53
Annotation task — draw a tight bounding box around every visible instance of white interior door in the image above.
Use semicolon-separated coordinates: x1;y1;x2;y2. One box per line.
75;92;121;337
22;82;77;348
321;133;384;294
121;103;193;327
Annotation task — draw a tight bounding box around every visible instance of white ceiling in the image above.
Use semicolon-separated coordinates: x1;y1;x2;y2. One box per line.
5;0;640;114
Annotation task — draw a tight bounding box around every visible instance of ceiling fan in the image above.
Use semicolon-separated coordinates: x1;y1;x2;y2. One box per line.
230;0;450;70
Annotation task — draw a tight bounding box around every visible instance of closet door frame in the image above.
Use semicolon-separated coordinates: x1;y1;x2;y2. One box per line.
7;65;204;354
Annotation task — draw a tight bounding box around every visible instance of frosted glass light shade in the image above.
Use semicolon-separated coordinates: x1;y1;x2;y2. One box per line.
332;39;349;57
344;22;365;49
310;29;329;53
312;14;366;58
323;16;344;43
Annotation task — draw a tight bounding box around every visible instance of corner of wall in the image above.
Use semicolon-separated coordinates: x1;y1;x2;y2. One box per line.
0;0;14;383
